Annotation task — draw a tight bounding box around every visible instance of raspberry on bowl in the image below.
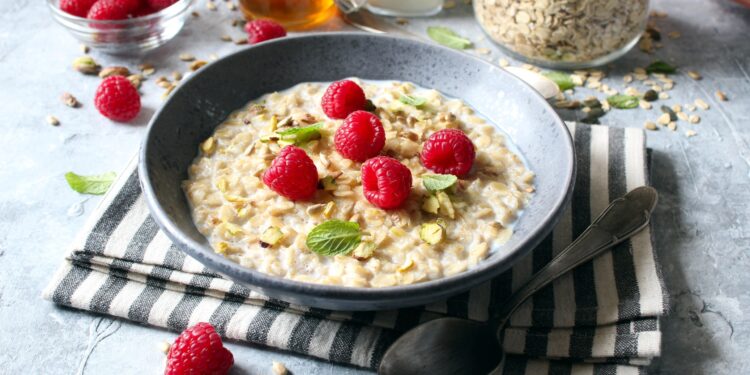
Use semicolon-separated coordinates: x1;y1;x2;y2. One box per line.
245;19;287;44
321;80;367;120
147;0;177;11
165;322;234;375
334;110;385;162
263;145;319;201
361;156;413;210
420;128;476;177
94;75;141;122
86;0;134;20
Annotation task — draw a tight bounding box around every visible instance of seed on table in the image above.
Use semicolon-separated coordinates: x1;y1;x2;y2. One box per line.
687;70;702;80
221;35;232;42
644;121;658;131
235;38;248;45
634;67;647;75
209;54;219;61
657;113;671;125
659;92;670;100
46;115;60;126
172;71;183;81
677;112;689;121
207;1;216;10
651;85;662;92
189;60;207;71
61;92;80;108
689;114;701;124
179;53;195;62
498;58;509;67
623;86;639;97
475;48;490;55
623;74;633;83
80;44;89;54
715;90;728;101
663;82;674;90
695;98;710;110
191;11;200;17
672;104;682;113
668;122;677;131
686;104;697;111
639;100;652;109
668;31;681;39
685;130;697;137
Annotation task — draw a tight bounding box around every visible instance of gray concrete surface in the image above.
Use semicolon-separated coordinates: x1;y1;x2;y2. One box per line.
0;0;748;373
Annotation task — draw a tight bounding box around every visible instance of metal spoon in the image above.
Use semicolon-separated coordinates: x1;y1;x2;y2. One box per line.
380;186;658;375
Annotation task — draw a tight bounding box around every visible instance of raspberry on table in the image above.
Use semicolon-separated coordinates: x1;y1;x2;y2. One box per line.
94;75;141;122
361;156;413;210
245;19;287;44
263;145;319;201
321;80;367;120
334;110;385;162
146;0;176;11
165;322;234;375
59;0;99;17
420;128;476;177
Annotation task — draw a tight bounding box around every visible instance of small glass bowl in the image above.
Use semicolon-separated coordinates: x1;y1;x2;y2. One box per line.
47;0;194;55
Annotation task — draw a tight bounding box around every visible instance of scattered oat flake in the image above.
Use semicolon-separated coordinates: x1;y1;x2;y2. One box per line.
639;100;652;110
658;92;670;100
685;130;697;137
715;90;728;101
694;98;710;110
162;85;176;100
671;104;682;113
61;92;80;108
189;60;207;71
689;114;701;124
686;104;697;111
668;122;677;131
475;47;490;55
677;112;689;121
172;71;183;81
657;113;671;125
179;53;195;62
46;115;60;126
209;53;219;61
644;121;658;131
272;361;288;375
221;35;232;42
158;341;171;354
687;70;702;80
235;38;248;45
498;58;510;67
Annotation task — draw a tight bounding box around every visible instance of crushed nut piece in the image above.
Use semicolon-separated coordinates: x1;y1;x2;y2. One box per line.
272;361;288;375
687;70;702;80
667;122;677;131
657;113;671;125
46;115;60;126
72;56;100;75
688;114;701;124
99;66;130;78
694;98;710;110
61;92;80;108
189;60;207;71
644;121;658;130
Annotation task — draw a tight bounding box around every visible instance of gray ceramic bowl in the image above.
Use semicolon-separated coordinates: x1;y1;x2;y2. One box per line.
139;33;575;311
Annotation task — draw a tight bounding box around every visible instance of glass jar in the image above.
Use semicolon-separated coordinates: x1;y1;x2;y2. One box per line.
474;0;650;69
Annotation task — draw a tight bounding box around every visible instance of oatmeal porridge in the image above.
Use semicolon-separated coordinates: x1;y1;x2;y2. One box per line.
183;79;534;288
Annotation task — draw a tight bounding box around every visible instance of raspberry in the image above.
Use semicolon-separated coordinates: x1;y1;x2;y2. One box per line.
165;322;234;375
60;0;98;17
334;111;385;162
146;0;176;11
244;19;287;44
94;76;141;122
132;4;156;16
320;80;367;120
86;0;136;20
263;146;319;201
420;129;476;177
361;156;412;209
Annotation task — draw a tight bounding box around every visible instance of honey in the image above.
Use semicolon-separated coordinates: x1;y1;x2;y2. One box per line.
239;0;338;30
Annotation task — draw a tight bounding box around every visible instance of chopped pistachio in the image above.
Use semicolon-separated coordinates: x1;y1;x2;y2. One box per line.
322;201;336;218
419;222;445;245
352;241;376;260
201;137;216;154
421;195;440;214
319;175;337;191
72;56;101;75
436;191;455;219
259;227;283;248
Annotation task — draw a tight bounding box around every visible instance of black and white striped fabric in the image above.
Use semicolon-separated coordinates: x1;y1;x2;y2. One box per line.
44;123;667;374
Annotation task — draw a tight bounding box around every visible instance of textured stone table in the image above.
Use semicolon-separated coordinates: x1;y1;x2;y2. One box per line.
1;0;748;373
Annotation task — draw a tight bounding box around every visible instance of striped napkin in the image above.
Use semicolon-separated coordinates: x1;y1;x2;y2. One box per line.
44;123;667;374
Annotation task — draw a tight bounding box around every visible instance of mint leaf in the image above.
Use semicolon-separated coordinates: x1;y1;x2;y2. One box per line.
606;94;639;109
399;94;427;107
646;60;677;74
65;171;116;195
427;26;472;50
306;220;361;256
422;174;458;192
276;122;323;145
542;71;575;91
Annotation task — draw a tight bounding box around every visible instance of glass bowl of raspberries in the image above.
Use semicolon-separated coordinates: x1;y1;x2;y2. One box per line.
47;0;194;54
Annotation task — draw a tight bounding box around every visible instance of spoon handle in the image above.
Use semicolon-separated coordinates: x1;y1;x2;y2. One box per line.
494;186;658;336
